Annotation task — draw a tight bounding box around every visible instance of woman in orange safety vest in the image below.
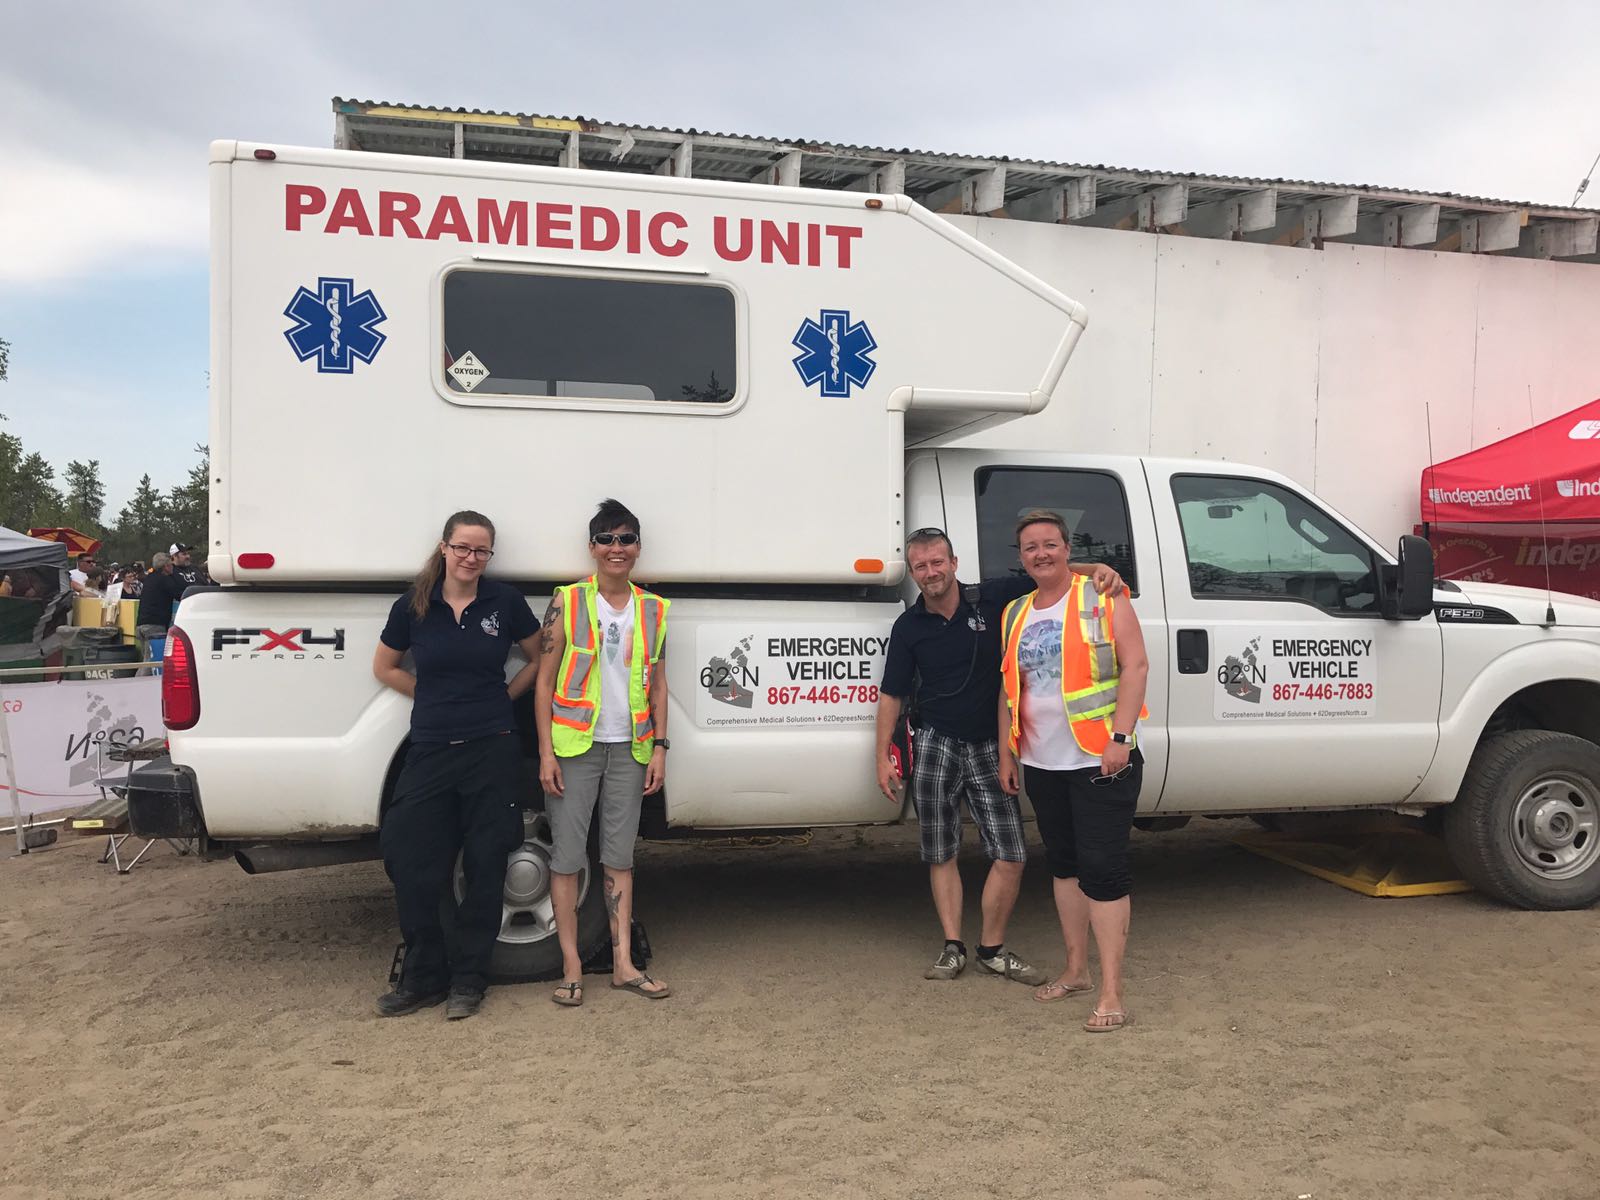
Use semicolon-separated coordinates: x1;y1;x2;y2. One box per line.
997;509;1150;1033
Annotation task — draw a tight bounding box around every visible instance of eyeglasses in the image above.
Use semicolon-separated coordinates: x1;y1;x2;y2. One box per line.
446;543;494;561
591;532;639;547
908;527;947;540
1090;764;1133;786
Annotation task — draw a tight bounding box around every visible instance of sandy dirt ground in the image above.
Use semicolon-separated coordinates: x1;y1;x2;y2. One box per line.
2;819;1597;1200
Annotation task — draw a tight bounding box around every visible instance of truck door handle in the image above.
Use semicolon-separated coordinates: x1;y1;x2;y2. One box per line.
1177;629;1208;674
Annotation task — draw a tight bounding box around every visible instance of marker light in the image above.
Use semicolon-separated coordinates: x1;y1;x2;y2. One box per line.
854;559;885;574
864;198;884;209
237;553;275;569
253;149;277;161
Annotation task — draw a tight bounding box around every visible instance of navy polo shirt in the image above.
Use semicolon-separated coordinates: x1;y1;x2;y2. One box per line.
380;579;539;744
881;575;1034;743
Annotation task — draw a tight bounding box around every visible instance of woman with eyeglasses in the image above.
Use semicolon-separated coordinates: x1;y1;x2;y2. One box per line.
371;510;542;1021
996;509;1149;1033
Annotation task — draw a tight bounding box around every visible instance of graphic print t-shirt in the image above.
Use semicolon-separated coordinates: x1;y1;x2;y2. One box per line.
593;592;636;743
1016;595;1100;771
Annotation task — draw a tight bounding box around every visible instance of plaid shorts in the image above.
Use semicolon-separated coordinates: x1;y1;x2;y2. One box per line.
911;729;1027;865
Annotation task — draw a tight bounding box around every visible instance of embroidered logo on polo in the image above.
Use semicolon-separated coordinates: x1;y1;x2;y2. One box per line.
480;611;501;637
283;277;388;374
791;309;877;398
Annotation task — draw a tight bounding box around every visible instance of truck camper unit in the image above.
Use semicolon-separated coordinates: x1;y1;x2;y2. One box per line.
208;142;1088;587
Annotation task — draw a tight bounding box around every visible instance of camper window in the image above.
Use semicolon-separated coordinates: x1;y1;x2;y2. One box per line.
442;270;737;404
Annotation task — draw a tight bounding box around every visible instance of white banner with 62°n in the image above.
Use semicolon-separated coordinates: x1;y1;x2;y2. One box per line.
693;622;893;730
1;676;164;815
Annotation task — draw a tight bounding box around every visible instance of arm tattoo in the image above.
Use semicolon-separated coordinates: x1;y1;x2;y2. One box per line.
540;597;562;656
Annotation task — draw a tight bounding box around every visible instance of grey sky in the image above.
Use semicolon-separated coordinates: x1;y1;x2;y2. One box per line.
2;0;1596;511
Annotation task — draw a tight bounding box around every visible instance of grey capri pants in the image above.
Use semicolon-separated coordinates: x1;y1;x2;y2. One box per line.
547;741;646;874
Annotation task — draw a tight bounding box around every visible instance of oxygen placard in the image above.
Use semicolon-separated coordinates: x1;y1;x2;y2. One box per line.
694;623;892;730
1214;634;1377;720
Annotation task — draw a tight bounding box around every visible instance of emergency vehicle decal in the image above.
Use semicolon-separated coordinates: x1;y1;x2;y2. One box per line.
791;310;877;398
695;623;892;729
1215;634;1376;720
283;277;387;374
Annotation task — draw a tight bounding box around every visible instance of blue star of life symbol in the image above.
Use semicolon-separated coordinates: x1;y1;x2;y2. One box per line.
283;277;387;374
791;309;877;398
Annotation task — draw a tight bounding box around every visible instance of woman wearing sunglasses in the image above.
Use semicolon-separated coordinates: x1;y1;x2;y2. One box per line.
997;509;1149;1032
535;499;671;1007
371;510;542;1021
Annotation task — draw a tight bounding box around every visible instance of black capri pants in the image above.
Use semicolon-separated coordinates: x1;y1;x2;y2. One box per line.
1023;750;1143;902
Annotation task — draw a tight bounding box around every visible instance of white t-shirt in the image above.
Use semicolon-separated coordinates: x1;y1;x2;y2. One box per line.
593;592;635;743
1017;595;1097;770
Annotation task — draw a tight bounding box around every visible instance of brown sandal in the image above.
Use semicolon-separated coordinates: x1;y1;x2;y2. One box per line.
1033;979;1095;1003
611;973;671;999
551;981;583;1007
1084;1008;1133;1032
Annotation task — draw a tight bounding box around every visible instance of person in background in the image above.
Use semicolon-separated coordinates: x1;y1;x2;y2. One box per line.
80;567;105;598
997;510;1149;1033
372;510;541;1022
135;552;183;664
171;545;200;590
536;499;671;1008
118;566;143;599
876;528;1124;986
69;554;96;595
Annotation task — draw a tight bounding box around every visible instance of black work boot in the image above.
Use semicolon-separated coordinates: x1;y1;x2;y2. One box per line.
445;987;485;1021
374;985;448;1017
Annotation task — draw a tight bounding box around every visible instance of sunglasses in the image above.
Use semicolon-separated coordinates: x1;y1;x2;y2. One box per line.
592;532;639;547
1090;764;1134;787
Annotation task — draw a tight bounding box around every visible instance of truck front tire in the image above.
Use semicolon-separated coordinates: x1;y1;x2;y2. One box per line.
444;810;609;982
1445;730;1600;910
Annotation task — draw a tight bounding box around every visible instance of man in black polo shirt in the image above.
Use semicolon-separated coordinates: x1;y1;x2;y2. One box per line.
875;528;1122;984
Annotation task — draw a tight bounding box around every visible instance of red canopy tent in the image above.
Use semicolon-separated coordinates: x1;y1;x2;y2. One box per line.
25;527;102;559
1421;398;1600;599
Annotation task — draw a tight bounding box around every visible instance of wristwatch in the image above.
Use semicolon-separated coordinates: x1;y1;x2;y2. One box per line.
655;738;671;752
1111;731;1136;747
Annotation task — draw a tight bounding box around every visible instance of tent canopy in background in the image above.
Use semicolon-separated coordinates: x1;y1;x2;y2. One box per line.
1421;398;1600;600
25;527;101;559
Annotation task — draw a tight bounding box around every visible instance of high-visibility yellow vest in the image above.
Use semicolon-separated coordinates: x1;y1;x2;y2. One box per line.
550;577;669;765
1000;577;1148;757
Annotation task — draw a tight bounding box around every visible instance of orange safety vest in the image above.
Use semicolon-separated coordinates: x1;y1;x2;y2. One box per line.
1000;577;1148;757
550;576;669;765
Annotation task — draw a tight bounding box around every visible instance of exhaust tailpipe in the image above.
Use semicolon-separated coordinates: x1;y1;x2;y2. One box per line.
234;840;381;875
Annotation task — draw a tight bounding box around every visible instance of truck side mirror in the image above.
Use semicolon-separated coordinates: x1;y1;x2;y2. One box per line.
1394;534;1435;619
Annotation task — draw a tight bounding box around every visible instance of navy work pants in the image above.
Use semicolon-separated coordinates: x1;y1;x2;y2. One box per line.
380;733;525;993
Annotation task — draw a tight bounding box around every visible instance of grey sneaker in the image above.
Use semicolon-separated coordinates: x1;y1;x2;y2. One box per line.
976;948;1047;986
924;946;967;980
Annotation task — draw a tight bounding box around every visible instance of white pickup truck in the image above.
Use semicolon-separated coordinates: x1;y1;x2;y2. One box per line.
131;143;1600;982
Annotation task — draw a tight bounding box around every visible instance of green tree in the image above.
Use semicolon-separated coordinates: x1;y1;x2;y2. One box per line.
108;473;168;564
4;452;64;531
63;459;107;532
164;444;209;557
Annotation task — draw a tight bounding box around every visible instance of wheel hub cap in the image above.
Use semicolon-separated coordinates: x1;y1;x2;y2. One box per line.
1511;775;1599;880
503;846;549;907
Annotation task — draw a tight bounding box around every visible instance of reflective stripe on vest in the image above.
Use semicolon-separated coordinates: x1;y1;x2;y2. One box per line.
1000;578;1146;757
550;578;670;764
551;584;596;730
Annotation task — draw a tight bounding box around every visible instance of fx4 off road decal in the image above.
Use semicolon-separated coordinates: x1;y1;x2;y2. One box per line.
212;627;346;659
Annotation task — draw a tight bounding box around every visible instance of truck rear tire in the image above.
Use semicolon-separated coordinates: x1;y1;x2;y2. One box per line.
1444;730;1600;910
444;810;609;982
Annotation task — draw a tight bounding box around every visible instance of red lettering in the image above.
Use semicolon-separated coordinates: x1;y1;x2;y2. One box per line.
713;216;754;262
649;211;688;257
806;223;822;267
476;198;527;245
580;206;619;251
625;209;642;255
325;188;373;236
380;191;423;239
285;184;326;232
826;225;862;269
760;220;800;265
424;195;472;242
535;203;574;249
